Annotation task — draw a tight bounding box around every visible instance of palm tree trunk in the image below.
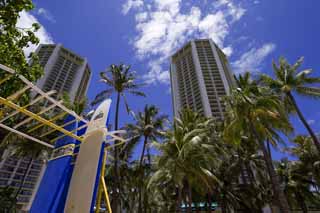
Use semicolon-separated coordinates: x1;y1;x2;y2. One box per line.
146;146;151;166
177;187;182;213
249;122;291;213
139;136;148;168
259;140;291;213
143;188;147;213
184;189;190;213
187;181;193;213
137;135;148;212
267;139;272;160
295;192;308;213
138;188;143;213
12;156;33;208
288;92;320;153
220;195;227;213
207;193;212;213
244;163;254;185
112;92;121;213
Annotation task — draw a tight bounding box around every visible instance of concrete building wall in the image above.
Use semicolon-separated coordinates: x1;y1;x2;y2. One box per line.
170;39;235;119
35;44;92;103
0;43;92;210
0;149;46;209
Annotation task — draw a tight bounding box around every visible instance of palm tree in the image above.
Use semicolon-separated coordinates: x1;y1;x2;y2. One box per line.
62;92;88;115
275;158;320;213
92;63;145;212
290;135;320;189
224;72;293;213
124;105;167;212
1;134;49;209
149;109;216;213
233;139;271;212
260;57;320;153
125;105;168;167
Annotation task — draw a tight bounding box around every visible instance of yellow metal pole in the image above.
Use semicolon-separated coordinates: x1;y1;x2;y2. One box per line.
98;147;112;213
0;97;83;142
40;118;77;137
0;75;12;85
95;149;105;213
102;176;112;213
28;112;67;133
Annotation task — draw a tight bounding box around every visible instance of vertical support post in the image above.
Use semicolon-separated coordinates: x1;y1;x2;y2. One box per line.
95;147;106;213
102;175;112;213
95;147;112;213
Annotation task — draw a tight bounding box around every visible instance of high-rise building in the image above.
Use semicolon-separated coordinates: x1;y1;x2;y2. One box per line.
35;44;91;102
0;44;91;210
0;150;46;210
170;39;235;119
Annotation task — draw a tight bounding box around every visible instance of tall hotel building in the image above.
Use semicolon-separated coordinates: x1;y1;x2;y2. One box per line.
170;39;235;119
0;44;91;210
35;44;92;102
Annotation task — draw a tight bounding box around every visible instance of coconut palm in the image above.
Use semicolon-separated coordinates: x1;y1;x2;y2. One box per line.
125;105;168;167
92;63;145;212
275;158;320;213
233;139;272;212
124;105;167;212
260;57;320;153
290;135;320;188
149;109;216;212
224;72;293;213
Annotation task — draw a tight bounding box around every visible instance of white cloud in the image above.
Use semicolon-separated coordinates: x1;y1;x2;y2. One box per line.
308;119;315;125
135;12;148;22
222;46;233;57
123;0;246;84
122;0;143;15
198;12;228;45
37;8;56;23
143;59;170;84
17;11;54;57
213;0;246;22
231;43;276;74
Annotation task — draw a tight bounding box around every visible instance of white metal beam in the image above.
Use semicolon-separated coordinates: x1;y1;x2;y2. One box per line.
0;123;54;148
13;101;63;129
0;64;87;123
0;90;56;123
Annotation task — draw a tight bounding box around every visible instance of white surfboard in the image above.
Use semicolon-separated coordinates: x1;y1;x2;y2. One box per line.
64;99;112;213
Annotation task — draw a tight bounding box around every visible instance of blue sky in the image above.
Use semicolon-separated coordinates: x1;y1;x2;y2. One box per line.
19;0;320;159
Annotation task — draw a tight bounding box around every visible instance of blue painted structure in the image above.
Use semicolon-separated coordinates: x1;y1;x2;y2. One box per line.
31;99;112;212
30;116;87;213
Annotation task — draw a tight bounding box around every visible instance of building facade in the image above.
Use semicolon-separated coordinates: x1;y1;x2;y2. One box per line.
0;44;91;210
35;44;92;102
170;39;235;119
0;150;46;210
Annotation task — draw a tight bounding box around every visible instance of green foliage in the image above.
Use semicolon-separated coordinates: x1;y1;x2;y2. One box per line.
92;64;145;110
62;92;88;115
92;59;320;212
0;186;17;211
261;57;320;153
275;157;320;211
0;0;43;101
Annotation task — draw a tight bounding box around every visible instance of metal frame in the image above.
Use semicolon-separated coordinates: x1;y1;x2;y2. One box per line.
0;63;127;212
0;64;87;147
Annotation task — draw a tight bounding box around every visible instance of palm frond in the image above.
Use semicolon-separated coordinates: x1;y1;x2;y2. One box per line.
296;86;320;98
91;88;114;106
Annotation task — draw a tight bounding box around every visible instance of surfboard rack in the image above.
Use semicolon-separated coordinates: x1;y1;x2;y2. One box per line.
0;64;126;212
0;63;87;148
